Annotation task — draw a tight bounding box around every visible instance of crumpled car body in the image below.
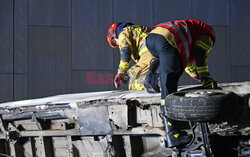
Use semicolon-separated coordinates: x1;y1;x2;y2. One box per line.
0;82;249;157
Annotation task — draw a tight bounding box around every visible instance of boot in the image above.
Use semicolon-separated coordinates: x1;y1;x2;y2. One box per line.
164;117;192;148
144;58;161;93
166;130;192;148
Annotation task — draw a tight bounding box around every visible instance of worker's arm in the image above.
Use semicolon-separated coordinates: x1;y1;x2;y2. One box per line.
185;63;200;82
117;31;133;74
194;35;217;88
114;31;133;88
117;52;131;74
194;35;212;78
194;46;210;77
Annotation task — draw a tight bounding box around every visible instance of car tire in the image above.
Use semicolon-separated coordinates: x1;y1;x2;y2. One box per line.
165;89;240;122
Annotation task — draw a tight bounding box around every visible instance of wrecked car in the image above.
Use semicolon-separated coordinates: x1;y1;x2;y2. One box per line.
0;82;249;157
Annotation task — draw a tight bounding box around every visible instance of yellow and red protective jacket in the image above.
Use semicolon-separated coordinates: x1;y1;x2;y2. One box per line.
152;20;215;78
117;25;155;90
117;25;151;74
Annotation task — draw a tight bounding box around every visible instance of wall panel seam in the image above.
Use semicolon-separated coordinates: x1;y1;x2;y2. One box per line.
28;25;71;28
13;0;15;101
70;0;73;93
152;0;154;25
27;0;30;98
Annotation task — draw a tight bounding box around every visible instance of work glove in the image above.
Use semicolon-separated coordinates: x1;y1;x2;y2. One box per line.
114;73;129;88
201;76;218;89
144;73;160;93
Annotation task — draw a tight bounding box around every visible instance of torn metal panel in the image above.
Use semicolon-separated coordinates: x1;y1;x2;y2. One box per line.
108;105;128;133
1;82;249;111
77;107;112;136
0;90;160;109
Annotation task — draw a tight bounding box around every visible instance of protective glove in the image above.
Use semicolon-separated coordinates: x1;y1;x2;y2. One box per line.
144;73;160;93
114;73;129;88
201;76;218;89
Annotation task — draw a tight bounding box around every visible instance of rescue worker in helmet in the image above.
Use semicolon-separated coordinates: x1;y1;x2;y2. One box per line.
107;22;158;92
145;20;217;148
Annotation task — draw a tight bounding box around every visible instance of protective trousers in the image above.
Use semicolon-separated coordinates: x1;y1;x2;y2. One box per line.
146;33;192;148
146;33;183;99
128;50;155;90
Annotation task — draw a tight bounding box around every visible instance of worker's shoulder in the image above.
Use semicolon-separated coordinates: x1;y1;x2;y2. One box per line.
150;27;170;35
123;25;150;32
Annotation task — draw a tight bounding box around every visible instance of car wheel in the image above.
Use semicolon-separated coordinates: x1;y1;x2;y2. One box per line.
165;89;240;122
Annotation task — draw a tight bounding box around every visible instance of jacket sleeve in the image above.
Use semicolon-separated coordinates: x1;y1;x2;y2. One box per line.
185;63;198;78
193;34;214;78
117;31;133;74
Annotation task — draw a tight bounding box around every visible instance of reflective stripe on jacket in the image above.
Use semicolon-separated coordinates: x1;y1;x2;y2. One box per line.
154;20;215;68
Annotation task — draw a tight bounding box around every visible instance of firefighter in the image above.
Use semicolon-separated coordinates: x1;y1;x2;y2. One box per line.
107;22;157;91
145;20;217;147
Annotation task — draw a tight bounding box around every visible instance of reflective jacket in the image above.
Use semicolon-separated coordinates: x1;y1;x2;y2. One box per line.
154;20;215;68
153;20;215;78
117;25;151;74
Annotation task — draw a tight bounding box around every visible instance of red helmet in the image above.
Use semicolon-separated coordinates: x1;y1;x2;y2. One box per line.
107;23;118;48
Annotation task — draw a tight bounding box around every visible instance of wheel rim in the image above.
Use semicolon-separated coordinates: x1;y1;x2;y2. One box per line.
184;90;224;97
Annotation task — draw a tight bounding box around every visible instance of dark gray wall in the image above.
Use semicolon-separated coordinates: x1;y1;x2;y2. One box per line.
0;0;249;102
